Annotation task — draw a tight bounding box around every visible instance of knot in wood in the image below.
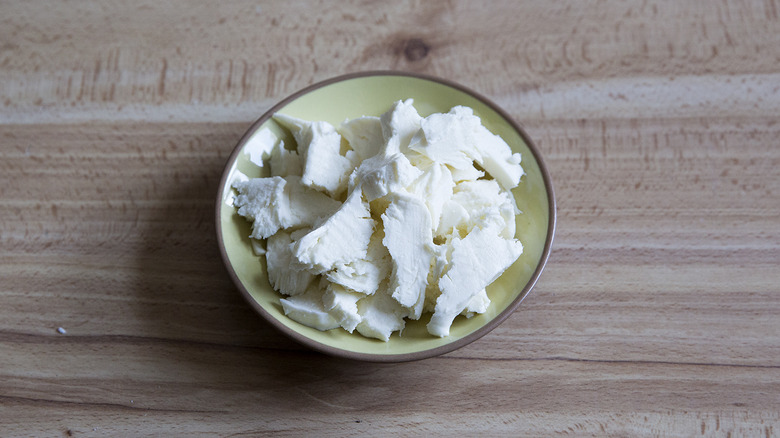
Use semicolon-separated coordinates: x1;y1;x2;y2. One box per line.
403;38;430;62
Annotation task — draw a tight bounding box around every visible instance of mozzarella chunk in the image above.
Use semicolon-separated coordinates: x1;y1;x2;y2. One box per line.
470;123;524;190
326;227;391;295
423;242;452;313
447;105;523;190
340;116;384;161
274;114;356;197
428;223;523;337
349;152;423;202
408;109;479;172
461;288;490;318
437;179;518;239
449;164;485;183
269;140;303;177
409;106;523;190
280;285;341;331
293;190;375;273
437;200;469;239
299;122;355;197
242;127;279;167
266;231;316;296
355;282;407;341
233;176;340;239
232;177;287;239
382;193;435;320
380;99;422;156
323;283;363;333
406;163;455;230
282;176;342;226
249;238;266;256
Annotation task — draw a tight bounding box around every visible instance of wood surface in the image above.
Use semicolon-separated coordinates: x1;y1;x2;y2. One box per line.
2;0;779;436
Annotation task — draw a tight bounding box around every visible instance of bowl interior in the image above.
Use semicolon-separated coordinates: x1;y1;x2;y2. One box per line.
217;73;554;361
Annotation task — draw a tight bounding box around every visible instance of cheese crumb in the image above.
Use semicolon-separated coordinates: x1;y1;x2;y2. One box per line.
233;100;524;340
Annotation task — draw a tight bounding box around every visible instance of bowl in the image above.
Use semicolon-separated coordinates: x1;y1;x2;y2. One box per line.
216;71;556;362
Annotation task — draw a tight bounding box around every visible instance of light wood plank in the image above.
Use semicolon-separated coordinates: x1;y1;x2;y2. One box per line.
2;0;780;435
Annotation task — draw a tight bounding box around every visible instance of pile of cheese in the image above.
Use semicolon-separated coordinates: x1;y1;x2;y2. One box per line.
231;99;524;340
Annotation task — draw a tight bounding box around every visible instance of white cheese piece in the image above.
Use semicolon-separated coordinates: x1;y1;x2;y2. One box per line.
323;283;363;333
269;140;303;177
225;170;249;208
449;164;485;183
382;193;435;320
300;122;355;198
274;114;356;198
437;179;518;240
437;199;470;239
266;230;316;296
339;116;384;161
282;176;342;227
410;105;523;190
461;288;490;318
280;285;341;331
232;176;287;239
293;190;376;274
406;163;455;231
326;227;391;295
250;238;266;255
380;99;422;156
408;109;479;172
355;282;407;341
470;123;524;190
349;152;423;202
423;242;452;313
242;127;279;167
428;223;523;337
498;191;519;240
444;105;523;190
233;176;340;239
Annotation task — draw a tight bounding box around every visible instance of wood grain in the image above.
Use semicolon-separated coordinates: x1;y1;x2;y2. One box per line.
1;0;779;436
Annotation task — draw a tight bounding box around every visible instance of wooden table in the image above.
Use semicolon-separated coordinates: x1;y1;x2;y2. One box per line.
2;1;779;435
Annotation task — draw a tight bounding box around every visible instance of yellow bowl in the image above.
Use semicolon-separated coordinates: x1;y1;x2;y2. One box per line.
216;71;556;361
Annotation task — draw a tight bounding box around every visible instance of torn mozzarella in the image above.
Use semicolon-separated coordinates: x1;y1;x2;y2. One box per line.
232;176;287;239
236;100;526;341
323;283;363;333
437;179;518;239
461;289;490;318
380;99;422;156
280;285;340;331
326;227;391;295
242;127;279;167
349;152;423;202
274;114;356;197
266;231;316;296
406;163;455;231
382;193;435;320
232;176;340;239
340;116;384;161
470;123;524;190
269;140;303;177
428;223;523;337
293;190;375;273
408;109;479;172
355;282;407;341
282;176;342;226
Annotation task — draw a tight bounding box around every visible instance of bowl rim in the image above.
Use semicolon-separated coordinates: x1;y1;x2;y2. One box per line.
215;70;557;362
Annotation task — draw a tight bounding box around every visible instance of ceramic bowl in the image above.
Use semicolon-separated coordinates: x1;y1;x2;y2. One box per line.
216;71;555;362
